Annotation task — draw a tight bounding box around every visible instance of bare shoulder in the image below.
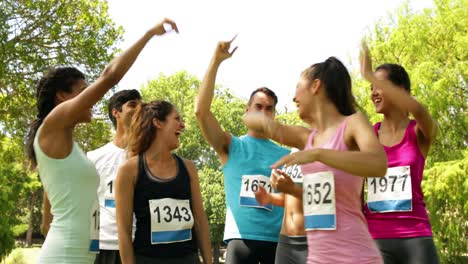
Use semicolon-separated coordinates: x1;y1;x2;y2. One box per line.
117;156;139;183
347;112;373;131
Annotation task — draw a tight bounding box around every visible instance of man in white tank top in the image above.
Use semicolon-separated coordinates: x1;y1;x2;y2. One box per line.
87;89;141;264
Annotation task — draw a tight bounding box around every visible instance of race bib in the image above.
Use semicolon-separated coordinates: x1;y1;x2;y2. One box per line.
303;171;336;230
367;166;412;213
283;149;303;185
240;175;273;211
104;179;115;208
89;201;100;253
149;198;194;244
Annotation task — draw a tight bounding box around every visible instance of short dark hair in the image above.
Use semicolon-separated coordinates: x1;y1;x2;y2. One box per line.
248;87;278;107
107;89;141;128
376;64;411;93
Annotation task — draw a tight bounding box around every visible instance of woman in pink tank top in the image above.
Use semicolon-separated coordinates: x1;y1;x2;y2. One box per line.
244;57;387;263
360;43;440;264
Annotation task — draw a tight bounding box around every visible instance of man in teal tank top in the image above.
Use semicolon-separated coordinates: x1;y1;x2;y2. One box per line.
195;37;289;263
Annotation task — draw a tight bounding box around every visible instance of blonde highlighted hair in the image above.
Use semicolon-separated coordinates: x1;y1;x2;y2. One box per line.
127;100;174;157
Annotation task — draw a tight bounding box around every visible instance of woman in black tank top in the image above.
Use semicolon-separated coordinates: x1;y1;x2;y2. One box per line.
115;100;212;264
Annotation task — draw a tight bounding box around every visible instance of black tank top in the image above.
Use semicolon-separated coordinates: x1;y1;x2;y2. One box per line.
133;153;197;258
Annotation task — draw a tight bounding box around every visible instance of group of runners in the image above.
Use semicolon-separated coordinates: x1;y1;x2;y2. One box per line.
25;18;440;264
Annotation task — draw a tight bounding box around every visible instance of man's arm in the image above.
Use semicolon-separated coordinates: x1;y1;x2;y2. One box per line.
195;37;237;164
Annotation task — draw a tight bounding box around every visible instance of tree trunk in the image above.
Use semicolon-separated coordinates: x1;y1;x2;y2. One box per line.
213;242;220;264
26;191;37;247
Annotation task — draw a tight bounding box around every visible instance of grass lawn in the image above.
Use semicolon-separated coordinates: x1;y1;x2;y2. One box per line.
1;246;40;264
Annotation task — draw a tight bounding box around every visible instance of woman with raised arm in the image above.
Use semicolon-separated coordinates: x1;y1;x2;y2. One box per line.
25;18;178;264
244;56;387;263
115;101;212;264
361;43;440;264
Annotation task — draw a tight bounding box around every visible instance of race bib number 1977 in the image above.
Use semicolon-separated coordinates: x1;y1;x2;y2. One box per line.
367;166;412;213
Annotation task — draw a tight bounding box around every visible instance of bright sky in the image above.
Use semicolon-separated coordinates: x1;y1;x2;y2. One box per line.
108;0;433;110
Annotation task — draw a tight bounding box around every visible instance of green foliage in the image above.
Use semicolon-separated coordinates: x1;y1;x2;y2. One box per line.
0;137;31;259
1;248;26;264
355;0;468;166
199;168;226;243
0;0;122;258
422;151;468;263
0;0;123;139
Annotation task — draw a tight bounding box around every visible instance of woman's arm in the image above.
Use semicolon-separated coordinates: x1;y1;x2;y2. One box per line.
185;160;213;264
46;18;179;129
243;112;310;149
272;113;387;178
115;159;138;264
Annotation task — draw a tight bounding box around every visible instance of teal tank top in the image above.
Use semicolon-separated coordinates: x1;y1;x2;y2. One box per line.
34;126;99;263
222;135;290;242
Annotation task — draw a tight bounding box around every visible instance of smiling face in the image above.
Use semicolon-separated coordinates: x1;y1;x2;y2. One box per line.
155;109;185;150
371;69;392;114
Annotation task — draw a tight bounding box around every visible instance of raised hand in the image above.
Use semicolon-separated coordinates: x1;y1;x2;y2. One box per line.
213;34;238;63
148;18;179;36
254;186;271;205
271;150;319;169
360;40;375;82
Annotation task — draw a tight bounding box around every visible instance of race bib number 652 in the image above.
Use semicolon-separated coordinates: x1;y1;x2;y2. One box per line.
149;198;194;244
303;171;336;231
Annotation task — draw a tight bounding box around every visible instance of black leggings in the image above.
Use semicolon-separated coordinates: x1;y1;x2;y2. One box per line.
225;239;277;264
375;237;439;264
274;235;307;264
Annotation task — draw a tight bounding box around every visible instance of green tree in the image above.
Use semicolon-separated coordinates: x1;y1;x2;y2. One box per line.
422;151;468;263
0;0;122;258
354;0;467;166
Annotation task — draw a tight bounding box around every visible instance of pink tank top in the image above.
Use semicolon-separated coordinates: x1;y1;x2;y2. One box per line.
364;120;433;239
302;117;382;264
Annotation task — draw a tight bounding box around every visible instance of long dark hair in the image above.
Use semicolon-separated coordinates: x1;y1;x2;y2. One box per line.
25;67;85;169
127;100;174;157
302;57;356;116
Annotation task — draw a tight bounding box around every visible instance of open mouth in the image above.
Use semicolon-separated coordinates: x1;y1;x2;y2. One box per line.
373;98;382;104
175;131;182;137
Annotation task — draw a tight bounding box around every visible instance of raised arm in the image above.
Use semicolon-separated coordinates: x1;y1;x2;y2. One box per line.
243;112;310;149
185;160;213;264
195;37;237;163
272;113;387;178
47;18;179;129
361;42;438;150
115;159;137;264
